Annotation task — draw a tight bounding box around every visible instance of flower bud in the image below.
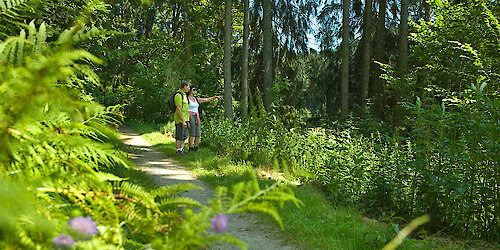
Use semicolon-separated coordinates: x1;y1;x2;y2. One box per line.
210;213;228;233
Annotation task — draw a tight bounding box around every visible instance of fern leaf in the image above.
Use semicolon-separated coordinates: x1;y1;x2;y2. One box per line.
205;234;247;250
72;64;101;87
35;22;46;54
0;0;6;11
0;41;6;61
16;29;24;65
95;172;126;182
244;202;284;230
72;27;112;43
61;50;102;64
230;182;246;206
159;197;201;208
27;20;35;46
0;0;27;17
8;36;15;63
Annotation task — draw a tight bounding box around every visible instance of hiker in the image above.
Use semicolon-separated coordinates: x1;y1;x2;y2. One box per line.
187;84;222;151
174;80;191;156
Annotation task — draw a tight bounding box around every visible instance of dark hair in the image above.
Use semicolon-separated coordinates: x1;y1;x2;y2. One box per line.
181;80;191;88
187;84;197;96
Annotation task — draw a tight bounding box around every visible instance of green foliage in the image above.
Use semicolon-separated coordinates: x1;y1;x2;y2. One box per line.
204;86;499;241
0;2;301;249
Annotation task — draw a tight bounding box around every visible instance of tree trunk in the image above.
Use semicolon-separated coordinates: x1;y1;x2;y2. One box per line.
395;0;409;125
172;3;180;38
423;0;431;22
373;0;386;118
182;1;192;76
144;5;156;39
341;0;350;116
360;0;373;109
397;0;408;76
263;0;273;111
241;0;250;120
224;0;234;119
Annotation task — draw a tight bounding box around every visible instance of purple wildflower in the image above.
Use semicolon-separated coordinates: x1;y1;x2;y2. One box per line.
52;234;76;249
69;216;99;236
210;213;229;233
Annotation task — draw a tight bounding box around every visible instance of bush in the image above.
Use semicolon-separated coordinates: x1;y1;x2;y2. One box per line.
203;90;499;241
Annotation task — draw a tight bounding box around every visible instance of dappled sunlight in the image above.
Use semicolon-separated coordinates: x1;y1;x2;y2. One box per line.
119;126;197;181
140;167;196;181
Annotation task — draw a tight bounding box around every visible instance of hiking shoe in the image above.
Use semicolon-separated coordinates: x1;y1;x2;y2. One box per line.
176;150;187;156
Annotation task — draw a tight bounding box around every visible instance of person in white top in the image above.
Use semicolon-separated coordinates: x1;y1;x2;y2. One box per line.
186;85;222;151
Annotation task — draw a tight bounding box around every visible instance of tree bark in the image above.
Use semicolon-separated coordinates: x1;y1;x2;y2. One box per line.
182;1;192;76
395;0;409;125
241;0;250;120
397;0;408;76
423;0;431;22
263;0;273;111
373;0;386;118
360;0;373;109
224;0;234;119
341;0;350;116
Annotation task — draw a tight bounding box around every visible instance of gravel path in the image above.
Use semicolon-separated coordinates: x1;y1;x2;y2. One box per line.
119;126;298;250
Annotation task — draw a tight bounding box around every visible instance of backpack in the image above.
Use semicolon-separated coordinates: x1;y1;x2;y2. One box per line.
168;91;183;112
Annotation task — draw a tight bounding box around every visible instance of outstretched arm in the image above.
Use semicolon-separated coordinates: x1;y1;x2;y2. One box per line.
198;96;222;103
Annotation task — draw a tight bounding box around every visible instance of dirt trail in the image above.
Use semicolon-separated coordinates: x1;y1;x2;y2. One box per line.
119;126;298;250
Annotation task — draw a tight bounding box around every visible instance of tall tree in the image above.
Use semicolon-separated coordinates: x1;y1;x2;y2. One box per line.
423;0;431;22
397;0;409;76
373;0;387;117
394;0;409;124
182;1;192;76
224;0;234;119
341;0;350;115
263;0;273;110
360;0;373;108
241;0;250;120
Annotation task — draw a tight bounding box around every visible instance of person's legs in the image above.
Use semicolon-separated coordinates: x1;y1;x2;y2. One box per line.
175;123;188;155
188;136;194;149
194;136;200;147
192;121;201;150
176;139;183;150
188;114;196;151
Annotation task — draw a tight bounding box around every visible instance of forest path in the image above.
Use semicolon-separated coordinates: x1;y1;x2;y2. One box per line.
119;126;298;250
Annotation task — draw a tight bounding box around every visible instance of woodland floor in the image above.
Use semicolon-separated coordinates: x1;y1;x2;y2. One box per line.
119;126;298;250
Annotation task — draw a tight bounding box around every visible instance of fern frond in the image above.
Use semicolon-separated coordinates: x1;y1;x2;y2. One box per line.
0;0;29;18
27;19;35;45
230;182;246;206
35;22;46;53
16;28;24;65
202;234;247;250
158;197;201;208
72;27;115;43
0;21;48;65
73;63;101;87
245;202;284;229
58;49;102;65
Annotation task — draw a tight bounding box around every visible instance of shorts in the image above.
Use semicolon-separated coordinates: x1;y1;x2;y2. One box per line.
188;113;201;137
175;123;188;141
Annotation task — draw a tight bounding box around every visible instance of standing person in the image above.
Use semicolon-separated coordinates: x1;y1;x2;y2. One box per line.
187;85;222;151
174;80;191;156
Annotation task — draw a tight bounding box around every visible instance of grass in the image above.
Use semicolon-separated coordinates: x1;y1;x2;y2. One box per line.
124;119;483;250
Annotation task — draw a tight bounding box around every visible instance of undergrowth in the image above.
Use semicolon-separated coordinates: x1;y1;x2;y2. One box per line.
126;119;482;250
